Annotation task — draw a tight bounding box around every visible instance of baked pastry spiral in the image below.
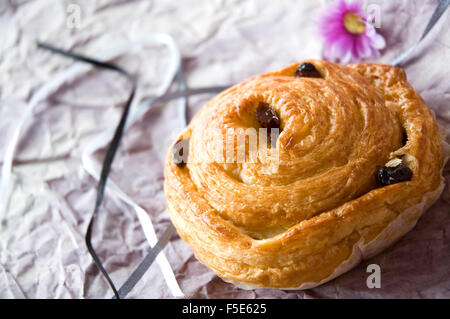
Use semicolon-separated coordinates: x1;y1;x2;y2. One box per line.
164;60;447;289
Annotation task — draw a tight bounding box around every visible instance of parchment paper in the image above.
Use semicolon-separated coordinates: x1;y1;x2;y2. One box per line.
0;0;449;298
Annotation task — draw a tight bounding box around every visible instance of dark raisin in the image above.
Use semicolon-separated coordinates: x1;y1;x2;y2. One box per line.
172;138;189;168
295;62;321;78
377;164;412;186
256;102;281;147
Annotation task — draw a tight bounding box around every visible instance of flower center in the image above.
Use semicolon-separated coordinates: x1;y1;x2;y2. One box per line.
343;13;365;34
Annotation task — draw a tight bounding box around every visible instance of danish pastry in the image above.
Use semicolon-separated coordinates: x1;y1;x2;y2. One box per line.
164;60;447;289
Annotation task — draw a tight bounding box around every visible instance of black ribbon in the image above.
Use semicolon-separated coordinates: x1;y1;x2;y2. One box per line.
391;0;449;66
38;42;137;298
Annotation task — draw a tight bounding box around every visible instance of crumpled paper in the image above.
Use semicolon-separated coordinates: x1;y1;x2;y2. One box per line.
0;0;449;298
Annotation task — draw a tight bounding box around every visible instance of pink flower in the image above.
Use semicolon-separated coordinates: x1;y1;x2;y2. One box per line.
317;0;386;64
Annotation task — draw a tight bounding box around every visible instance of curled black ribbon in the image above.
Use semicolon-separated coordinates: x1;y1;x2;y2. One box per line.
38;42;137;298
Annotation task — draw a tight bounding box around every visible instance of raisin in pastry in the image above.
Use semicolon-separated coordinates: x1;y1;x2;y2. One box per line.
164;60;448;289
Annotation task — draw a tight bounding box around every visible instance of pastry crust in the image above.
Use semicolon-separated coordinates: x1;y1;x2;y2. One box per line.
164;60;447;289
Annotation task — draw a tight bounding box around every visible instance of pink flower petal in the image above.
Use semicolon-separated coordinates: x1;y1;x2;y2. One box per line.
356;36;372;58
316;0;386;63
370;33;386;50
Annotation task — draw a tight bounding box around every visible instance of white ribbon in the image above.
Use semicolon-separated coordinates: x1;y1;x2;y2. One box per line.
0;34;184;298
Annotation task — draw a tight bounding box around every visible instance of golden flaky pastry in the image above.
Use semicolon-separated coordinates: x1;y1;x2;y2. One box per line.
164;60;448;289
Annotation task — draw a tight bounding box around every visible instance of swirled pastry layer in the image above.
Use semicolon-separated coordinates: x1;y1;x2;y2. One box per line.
164;60;445;289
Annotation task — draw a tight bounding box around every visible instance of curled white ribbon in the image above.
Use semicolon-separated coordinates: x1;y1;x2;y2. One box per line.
0;34;184;298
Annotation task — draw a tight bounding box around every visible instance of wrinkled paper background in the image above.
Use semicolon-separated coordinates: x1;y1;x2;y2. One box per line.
0;0;449;298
